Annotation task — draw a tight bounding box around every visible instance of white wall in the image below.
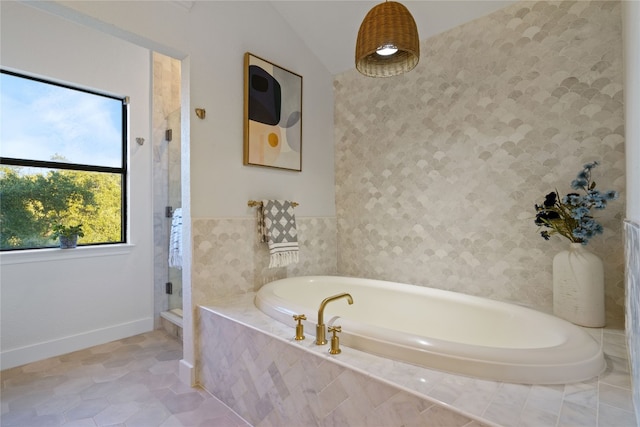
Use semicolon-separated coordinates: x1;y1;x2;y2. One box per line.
55;0;336;219
50;1;336;385
0;1;336;380
624;0;640;222
0;1;153;369
622;0;640;419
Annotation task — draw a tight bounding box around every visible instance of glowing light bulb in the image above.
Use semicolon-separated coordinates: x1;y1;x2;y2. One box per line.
376;44;398;56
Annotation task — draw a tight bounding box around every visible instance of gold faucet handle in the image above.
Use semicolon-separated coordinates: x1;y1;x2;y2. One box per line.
328;325;342;354
293;314;306;340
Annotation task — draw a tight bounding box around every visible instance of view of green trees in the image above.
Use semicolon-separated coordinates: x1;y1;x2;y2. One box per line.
0;165;122;250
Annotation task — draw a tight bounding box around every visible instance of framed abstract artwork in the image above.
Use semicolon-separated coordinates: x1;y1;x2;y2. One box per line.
244;53;302;171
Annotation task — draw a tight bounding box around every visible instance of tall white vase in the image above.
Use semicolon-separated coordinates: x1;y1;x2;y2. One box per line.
553;243;605;327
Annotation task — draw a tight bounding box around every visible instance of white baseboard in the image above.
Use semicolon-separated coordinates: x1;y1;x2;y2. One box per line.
179;358;195;386
0;318;153;370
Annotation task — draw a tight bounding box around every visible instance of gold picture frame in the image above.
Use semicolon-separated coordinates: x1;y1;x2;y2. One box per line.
243;53;302;171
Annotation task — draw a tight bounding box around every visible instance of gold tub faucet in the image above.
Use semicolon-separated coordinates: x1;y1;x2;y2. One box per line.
316;293;353;345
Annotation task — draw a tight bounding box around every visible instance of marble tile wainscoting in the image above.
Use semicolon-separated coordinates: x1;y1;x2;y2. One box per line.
191;217;337;305
625;220;640;418
196;294;637;427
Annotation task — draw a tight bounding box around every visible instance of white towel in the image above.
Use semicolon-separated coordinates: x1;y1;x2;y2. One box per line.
169;208;183;269
260;200;299;268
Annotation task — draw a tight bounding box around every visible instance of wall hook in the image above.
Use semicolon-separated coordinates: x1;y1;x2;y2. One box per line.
195;108;206;119
136;137;145;146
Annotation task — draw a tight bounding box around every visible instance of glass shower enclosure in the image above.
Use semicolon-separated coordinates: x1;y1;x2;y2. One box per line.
153;52;183;337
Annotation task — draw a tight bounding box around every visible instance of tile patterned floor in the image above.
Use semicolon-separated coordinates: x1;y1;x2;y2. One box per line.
0;331;249;427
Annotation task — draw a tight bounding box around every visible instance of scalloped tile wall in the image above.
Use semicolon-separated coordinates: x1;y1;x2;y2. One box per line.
334;0;626;326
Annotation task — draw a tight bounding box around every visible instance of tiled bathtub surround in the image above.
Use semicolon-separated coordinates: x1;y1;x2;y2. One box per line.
197;295;636;427
334;0;626;326
197;302;488;427
624;220;640;417
191;217;337;305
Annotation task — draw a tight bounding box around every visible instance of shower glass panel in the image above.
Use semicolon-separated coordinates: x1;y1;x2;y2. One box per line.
167;107;182;312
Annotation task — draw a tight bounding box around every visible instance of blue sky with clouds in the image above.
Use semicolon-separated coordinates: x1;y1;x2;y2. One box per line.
1;72;123;170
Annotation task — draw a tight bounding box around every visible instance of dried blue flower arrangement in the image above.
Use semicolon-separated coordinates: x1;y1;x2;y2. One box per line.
534;161;618;245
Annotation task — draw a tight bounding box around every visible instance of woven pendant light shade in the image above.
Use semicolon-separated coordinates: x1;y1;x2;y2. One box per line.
355;1;420;77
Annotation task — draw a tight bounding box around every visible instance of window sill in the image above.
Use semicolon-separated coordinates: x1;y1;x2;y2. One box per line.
0;244;135;265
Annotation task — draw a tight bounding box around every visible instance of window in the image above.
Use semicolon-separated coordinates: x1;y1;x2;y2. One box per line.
0;69;128;250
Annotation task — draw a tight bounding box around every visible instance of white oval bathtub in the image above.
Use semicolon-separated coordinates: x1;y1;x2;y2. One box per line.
255;276;605;384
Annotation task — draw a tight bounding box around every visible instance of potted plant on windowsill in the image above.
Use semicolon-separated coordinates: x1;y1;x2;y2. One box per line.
51;224;84;249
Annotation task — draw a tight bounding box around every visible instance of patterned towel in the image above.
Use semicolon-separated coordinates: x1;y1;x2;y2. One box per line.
259;200;299;268
168;208;182;269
